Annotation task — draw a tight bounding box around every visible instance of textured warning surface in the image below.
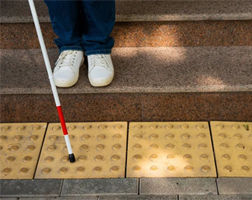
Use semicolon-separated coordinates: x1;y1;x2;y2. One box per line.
0;123;47;179
127;122;216;177
35;122;127;179
211;121;252;177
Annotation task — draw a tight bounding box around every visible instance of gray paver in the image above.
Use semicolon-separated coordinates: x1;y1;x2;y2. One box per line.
0;198;18;200
140;178;217;195
0;180;62;197
61;179;138;196
99;195;177;200
180;195;252;200
20;197;97;200
217;178;252;195
19;199;55;200
58;198;97;200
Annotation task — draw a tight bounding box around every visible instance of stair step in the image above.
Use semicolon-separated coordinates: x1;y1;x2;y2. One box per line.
1;1;251;23
1;21;252;49
1;47;251;123
1;47;252;94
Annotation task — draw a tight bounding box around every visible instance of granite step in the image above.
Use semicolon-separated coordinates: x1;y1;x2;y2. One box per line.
1;1;252;23
0;47;252;122
1;47;252;94
1;20;252;49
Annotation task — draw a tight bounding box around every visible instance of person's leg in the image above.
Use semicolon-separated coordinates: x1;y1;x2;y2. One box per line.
80;0;115;55
44;0;84;87
80;0;115;87
44;0;83;52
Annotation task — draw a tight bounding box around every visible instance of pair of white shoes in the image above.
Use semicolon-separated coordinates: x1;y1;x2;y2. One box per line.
53;50;114;87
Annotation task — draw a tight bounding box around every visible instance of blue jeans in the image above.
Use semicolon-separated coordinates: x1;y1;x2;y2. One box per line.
44;0;115;55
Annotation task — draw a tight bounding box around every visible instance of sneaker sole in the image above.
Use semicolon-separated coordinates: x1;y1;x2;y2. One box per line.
54;58;84;88
88;73;114;87
54;73;79;88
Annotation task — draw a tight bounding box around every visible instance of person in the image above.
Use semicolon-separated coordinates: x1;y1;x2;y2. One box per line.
44;0;115;87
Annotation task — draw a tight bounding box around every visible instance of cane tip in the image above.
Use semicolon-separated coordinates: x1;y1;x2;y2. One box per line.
69;153;76;163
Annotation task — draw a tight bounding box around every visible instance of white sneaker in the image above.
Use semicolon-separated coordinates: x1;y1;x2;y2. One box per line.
87;54;114;87
53;50;84;87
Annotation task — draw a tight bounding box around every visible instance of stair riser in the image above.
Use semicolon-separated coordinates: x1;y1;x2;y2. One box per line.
1;93;251;123
1;21;252;49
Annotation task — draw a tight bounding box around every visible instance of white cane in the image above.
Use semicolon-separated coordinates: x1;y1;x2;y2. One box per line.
28;0;76;163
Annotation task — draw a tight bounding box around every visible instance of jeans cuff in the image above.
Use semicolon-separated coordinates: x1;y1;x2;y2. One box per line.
85;49;111;56
59;46;84;54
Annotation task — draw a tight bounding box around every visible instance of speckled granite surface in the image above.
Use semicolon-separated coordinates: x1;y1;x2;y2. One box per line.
1;92;251;122
1;20;252;49
113;21;252;47
1;23;56;49
0;94;142;122
1;47;252;94
1;1;252;23
142;93;252;121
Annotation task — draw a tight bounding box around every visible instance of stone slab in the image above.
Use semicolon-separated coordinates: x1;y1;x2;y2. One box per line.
217;178;252;194
140;178;217;195
19;197;56;200
1;1;252;23
61;179;138;196
99;195;177;200
20;198;97;200
0;180;62;197
0;94;142;123
0;198;18;200
58;198;97;200
1;92;252;123
141;93;252;122
0;92;252;123
180;195;252;200
1;47;252;94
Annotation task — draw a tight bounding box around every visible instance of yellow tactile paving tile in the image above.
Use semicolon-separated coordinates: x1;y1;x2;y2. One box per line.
35;122;127;179
0;123;47;179
127;122;216;178
211;121;252;177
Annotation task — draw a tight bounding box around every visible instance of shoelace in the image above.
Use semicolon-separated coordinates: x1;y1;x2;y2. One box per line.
55;50;77;69
89;54;110;72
